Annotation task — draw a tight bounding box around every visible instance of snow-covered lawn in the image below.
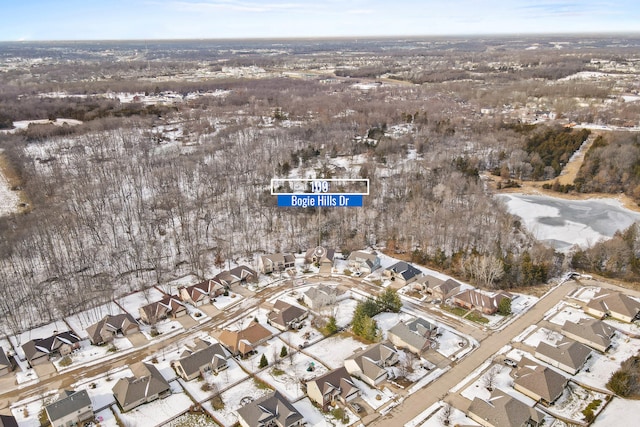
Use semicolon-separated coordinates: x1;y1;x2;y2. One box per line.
139;319;184;340
220;307;279;335
236;336;294;374
574;334;640;389
414;402;480;427
568;286;600;303
435;327;467;358
551;383;608;422
280;323;323;349
604;317;640;335
204;378;274;427
460;364;526;404
513;325;538;343
94;408;119;427
73;366;135;410
292;397;336;427
333;298;358;327
64;302;124;338
352;377;394;409
305;335;366;369
547;302;592;325
212;292;245;310
180;357;249;403
593;397;640;426
0;162;20;217
113;381;192;427
9;319;71;359
522;327;564;348
11;391;59;427
53;337;133;372
117;288;165;318
257;350;329;401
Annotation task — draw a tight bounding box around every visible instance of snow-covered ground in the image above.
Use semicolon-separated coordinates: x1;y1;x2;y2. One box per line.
179;356;249;403
352;377;394;409
552;383;608;422
204;378;274;427
113;381;192;427
574;334;640;389
257;350;329;401
593;397;640;426
0;159;20;217
117;288;166;318
53;337;133;372
72;366;135;410
304;335;366;369
568;286;600;302
413;402;480;427
65;302;125;338
522;327;564;348
547;303;592;326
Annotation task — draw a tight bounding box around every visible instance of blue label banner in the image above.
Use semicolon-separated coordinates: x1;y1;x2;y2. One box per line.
278;195;363;207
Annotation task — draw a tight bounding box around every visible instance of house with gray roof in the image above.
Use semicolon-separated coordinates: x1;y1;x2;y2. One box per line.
535;338;592;375
513;358;569;406
421;277;462;301
468;389;545;427
172;339;228;381
388;318;437;355
344;341;399;387
22;332;81;367
562;318;615;352
383;262;422;286
303;285;339;311
112;363;171;412
258;253;295;274
216;265;258;287
0;346;12;377
306;367;360;411
45;390;93;427
267;300;308;331
347;250;380;273
0;414;18;427
86;313;139;346
236;390;304;427
585;290;640;323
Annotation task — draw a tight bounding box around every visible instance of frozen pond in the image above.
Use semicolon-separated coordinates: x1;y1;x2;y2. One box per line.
498;194;640;251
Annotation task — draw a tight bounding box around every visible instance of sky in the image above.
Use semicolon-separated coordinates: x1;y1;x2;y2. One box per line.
1;0;639;41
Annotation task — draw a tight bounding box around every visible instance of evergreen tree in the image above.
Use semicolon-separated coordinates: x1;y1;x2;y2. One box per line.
376;288;402;313
259;354;268;369
280;345;288;358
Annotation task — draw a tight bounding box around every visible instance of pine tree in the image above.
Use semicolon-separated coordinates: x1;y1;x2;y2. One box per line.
280;345;288;358
259;354;268;369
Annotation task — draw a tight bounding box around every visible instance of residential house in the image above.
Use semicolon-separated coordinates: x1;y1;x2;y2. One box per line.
112;363;171;412
179;279;224;306
562;318;616;352
383;262;422;286
216;265;258;287
45;390;93;427
468;389;545;427
139;296;186;324
421;277;462;301
347;251;380;274
258;253;296;274
237;390;304;427
0;415;18;427
388;318;437;355
513;358;569;406
267;300;308;331
344;341;399;387
303;285;339;311
22;332;81;367
452;289;512;315
305;246;335;275
172;339;228;381
585;290;640;322
535;338;592;375
218;322;273;357
0;346;12;377
306;367;360;411
86;313;139;346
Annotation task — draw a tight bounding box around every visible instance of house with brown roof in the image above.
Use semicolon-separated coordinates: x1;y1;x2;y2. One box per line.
306;367;361;411
347;250;380;274
562;318;615;352
452;289;512;315
218;322;273;357
303;285;339;311
420;277;462;301
179;279;224;306
344;341;399;387
388;318;437;355
216;265;258;287
267;300;308;332
513;358;569;406
45;390;93;427
139;296;186;324
0;346;12;377
585;290;640;322
236;390;304;427
86;313;139;345
535;338;592;375
305;246;335;275
468;389;545;427
172;339;229;381
112;363;171;412
258;253;295;274
22;332;81;367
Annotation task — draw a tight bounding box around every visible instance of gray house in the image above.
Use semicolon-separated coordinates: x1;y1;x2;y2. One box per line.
383;262;422;286
388;318;437;355
344;341;399;387
535;338;592;375
267;300;308;331
86;313;139;345
45;390;93;427
236;391;304;427
303;285;339;311
112;363;171;412
347;251;380;273
172;339;229;381
562;318;615;352
468;389;545;427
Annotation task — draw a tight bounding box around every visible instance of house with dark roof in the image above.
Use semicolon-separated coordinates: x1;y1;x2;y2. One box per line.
303;285;339;311
305;246;335;275
172;339;228;381
388;318;437;355
418;277;462;301
585;290;640;323
139;296;186;324
344;341;399;387
0;346;12;377
452;289;512;315
347;250;380;274
306;367;360;411
468;389;545;427
216;265;258;287
267;300;308;332
218;322;273;357
535;338;592;375
45;390;93;427
179;279;224;306
383;262;422;286
513;358;569;406
236;390;304;427
22;332;81;367
258;253;296;274
86;313;139;346
0;414;18;427
112;363;171;412
562;318;615;352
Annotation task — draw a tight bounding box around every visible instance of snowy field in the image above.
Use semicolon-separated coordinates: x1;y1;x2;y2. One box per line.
304;335;366;369
499;194;640;251
593;397;640;426
522;327;564;348
65;302;125;337
574;334;640;389
204;379;274;427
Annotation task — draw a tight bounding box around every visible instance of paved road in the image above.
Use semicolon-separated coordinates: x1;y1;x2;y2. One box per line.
369;280;578;426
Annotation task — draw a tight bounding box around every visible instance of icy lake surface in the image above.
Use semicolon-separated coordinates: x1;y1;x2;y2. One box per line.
499;194;640;251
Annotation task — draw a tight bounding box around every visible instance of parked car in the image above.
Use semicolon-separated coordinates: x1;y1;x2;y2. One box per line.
504;358;517;367
350;402;362;413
